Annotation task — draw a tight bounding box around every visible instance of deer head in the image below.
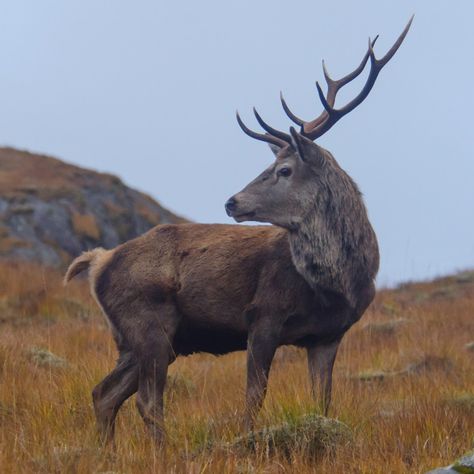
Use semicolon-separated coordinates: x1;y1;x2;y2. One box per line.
225;17;413;231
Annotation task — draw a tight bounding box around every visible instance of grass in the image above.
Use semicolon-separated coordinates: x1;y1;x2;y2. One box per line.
0;261;473;473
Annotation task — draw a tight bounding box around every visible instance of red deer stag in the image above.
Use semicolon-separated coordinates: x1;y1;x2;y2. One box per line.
64;18;412;445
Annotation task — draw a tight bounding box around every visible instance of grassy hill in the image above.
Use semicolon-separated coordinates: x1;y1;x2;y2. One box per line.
0;147;186;266
0;261;472;473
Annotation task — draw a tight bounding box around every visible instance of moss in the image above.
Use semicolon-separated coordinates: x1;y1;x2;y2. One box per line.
27;347;68;368
221;414;351;458
352;370;391;382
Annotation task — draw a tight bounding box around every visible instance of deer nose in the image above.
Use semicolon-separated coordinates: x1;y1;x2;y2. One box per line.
225;197;237;216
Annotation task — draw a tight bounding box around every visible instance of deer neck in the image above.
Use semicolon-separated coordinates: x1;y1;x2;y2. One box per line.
287;172;379;309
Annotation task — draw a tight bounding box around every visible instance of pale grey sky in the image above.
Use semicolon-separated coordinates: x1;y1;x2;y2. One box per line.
0;1;473;286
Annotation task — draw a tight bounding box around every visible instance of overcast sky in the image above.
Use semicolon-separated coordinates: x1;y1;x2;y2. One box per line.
0;1;473;286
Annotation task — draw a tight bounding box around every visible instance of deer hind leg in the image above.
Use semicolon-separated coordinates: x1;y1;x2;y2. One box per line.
306;339;341;416
92;350;138;445
133;303;179;445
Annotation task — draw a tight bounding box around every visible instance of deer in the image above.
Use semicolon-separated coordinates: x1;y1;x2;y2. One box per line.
64;18;412;445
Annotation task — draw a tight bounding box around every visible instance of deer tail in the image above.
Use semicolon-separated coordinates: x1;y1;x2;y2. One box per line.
63;248;106;286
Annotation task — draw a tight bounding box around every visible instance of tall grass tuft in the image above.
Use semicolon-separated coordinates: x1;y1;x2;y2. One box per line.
0;261;472;473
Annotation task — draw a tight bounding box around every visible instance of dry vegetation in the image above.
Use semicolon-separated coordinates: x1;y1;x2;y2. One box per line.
0;262;472;473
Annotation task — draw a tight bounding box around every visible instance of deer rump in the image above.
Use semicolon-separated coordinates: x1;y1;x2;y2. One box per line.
92;223;358;359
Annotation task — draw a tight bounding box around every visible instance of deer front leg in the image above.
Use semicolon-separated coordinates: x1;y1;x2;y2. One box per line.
306;339;340;416
244;323;280;432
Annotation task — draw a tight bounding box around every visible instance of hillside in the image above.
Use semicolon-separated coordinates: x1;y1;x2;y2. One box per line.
0;147;186;266
0;261;472;473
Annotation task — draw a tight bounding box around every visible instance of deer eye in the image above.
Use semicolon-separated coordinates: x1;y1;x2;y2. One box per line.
277;167;292;178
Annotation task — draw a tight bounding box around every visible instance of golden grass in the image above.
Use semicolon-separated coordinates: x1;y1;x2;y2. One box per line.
0;262;472;473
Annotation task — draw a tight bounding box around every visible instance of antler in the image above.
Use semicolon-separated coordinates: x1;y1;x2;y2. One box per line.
280;36;379;130
282;16;414;140
237;16;413;146
236;110;292;148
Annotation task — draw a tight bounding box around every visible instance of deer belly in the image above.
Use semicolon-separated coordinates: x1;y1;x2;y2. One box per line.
173;319;248;356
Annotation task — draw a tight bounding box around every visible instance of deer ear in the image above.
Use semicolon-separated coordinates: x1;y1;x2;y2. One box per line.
289;127;326;166
267;143;281;156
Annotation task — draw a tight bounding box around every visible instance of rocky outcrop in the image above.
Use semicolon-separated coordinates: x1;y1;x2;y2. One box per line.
426;451;474;473
0;147;186;266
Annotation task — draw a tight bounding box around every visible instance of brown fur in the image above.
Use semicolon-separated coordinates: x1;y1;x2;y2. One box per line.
66;219;376;444
61;28;414;443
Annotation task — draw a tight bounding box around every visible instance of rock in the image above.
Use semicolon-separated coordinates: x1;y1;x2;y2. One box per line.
426;451;474;474
455;271;474;284
452;451;474;473
351;355;454;383
401;355;453;375
426;469;459;474
363;318;407;335
0;147;186;267
466;342;474;352
222;414;351;457
27;347;68;368
443;393;474;411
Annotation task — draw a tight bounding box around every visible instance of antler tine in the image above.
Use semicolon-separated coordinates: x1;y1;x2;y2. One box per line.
303;16;413;140
302;36;379;134
280;92;305;126
253;107;292;143
376;15;413;68
236;111;290;148
324;36;379;91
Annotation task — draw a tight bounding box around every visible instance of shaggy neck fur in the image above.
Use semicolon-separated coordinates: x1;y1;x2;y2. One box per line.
288;156;379;309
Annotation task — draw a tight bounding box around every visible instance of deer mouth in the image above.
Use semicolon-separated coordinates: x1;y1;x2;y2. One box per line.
233;211;256;222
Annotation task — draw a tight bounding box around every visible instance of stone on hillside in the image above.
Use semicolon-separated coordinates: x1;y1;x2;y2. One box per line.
0;147;186;267
455;271;474;284
444;393;474;411
465;342;474;352
27;347;68;368
452;451;474;473
426;469;459;474
223;414;351;457
401;355;453;375
426;451;474;474
363;318;407;335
